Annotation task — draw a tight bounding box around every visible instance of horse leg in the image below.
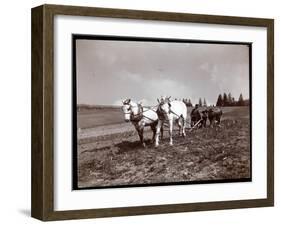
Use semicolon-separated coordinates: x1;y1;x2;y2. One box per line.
191;118;194;127
177;118;182;136
209;118;213;128
155;120;163;147
160;126;164;140
137;127;145;147
217;116;221;124
182;116;186;137
216;116;221;127
150;124;157;143
169;118;173;146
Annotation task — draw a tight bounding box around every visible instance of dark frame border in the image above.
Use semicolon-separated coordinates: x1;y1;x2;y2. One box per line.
72;34;252;190
31;4;274;221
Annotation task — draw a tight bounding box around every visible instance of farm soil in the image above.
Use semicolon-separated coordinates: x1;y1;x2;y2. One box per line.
77;107;250;188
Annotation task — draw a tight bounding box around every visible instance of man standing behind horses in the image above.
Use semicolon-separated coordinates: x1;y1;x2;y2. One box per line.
190;104;201;127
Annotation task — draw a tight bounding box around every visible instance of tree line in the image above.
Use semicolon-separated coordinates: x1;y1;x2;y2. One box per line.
216;93;249;106
183;93;249;107
183;98;207;107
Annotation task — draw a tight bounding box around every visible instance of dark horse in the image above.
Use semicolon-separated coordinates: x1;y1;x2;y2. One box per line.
208;108;223;127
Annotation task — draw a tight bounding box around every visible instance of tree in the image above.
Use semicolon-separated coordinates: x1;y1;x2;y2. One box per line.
183;98;193;107
223;93;228;106
216;94;223;107
198;98;202;107
188;99;193;107
203;98;207;107
228;93;233;106
238;93;244;106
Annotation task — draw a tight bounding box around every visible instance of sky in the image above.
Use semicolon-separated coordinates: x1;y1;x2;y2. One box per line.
76;38;250;106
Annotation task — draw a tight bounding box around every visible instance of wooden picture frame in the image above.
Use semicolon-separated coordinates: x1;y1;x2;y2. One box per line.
31;4;274;221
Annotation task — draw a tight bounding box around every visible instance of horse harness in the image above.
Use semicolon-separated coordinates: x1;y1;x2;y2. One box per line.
125;103;157;123
157;101;183;120
130;103;143;122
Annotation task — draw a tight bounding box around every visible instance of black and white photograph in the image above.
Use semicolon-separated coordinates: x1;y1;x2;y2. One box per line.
73;36;251;189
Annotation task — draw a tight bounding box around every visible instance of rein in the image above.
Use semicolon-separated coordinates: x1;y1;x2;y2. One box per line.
169;109;183;119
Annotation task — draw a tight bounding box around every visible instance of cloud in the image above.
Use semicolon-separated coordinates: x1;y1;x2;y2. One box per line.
118;71;142;83
139;78;192;105
76;39;250;105
200;62;211;72
112;99;123;106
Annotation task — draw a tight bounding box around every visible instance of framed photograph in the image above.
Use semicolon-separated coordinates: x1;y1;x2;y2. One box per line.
31;4;274;221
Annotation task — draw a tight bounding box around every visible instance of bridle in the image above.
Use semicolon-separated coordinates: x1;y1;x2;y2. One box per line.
130;103;143;122
157;102;168;120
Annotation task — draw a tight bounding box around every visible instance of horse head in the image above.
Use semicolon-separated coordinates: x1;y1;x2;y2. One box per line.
121;99;143;122
121;98;132;122
157;96;172;118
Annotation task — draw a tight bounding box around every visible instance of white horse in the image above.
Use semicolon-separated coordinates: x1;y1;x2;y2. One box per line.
121;99;163;147
155;96;187;147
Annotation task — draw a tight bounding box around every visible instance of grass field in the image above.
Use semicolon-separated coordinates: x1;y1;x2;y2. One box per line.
76;106;251;188
78;107;124;129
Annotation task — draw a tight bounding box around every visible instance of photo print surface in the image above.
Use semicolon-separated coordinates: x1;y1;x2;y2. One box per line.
73;35;251;189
